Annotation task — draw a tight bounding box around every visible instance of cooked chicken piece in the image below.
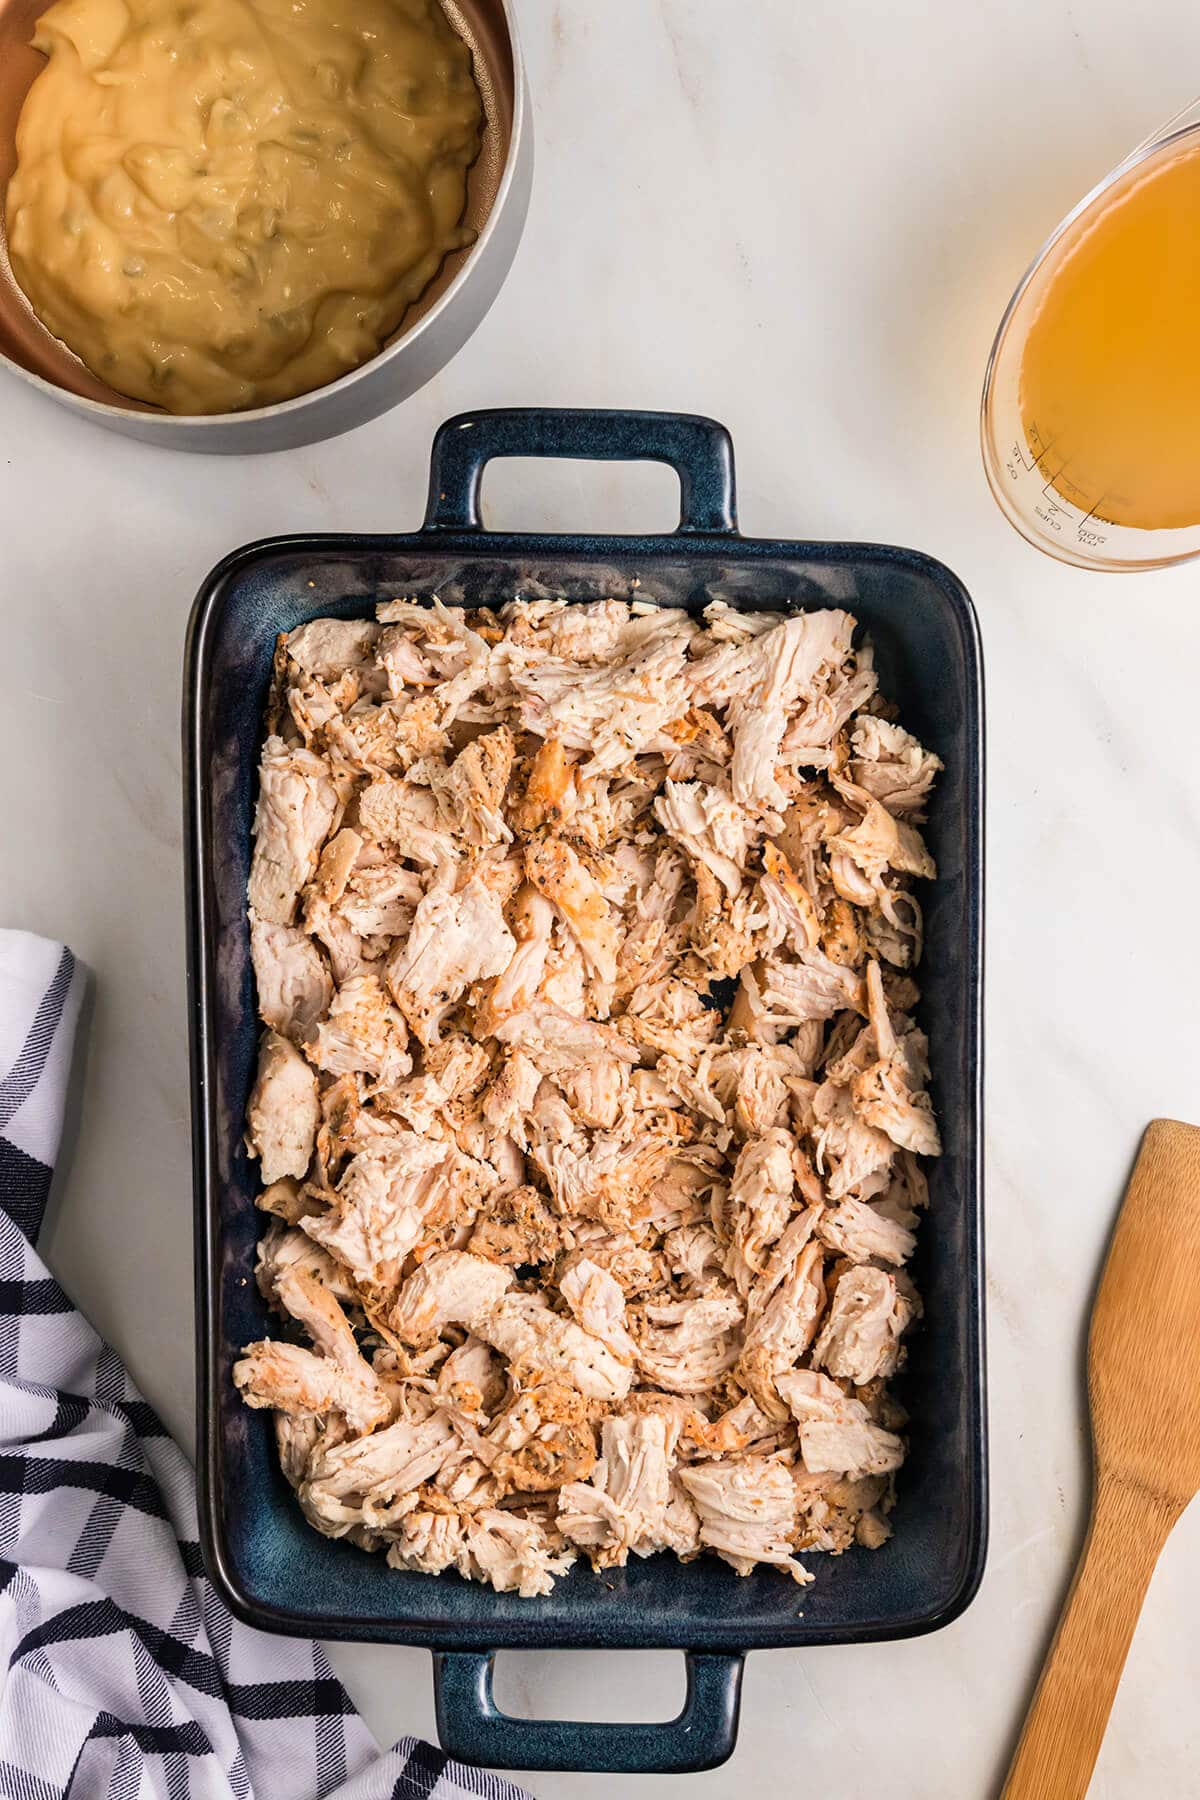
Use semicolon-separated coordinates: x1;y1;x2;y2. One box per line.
505;597;631;662
699;599;781;643
749;1204;824;1307
424;725;515;846
286;618;382;683
319;699;431;775
510;737;576;835
468;1183;562;1268
274;1411;337;1488
303;1408;461;1532
534;1132;677;1234
820;896;866;968
481;1292;635;1402
334;860;424;938
511;611;696;771
739;1236;826;1418
724;1129;796;1295
386;1250;514;1346
468;1380;599;1493
524;837;619;985
687;864;769;980
775;1368;905;1478
376;598;497;728
812;1267;913;1385
234;1340;379;1429
302;911;373;991
376;623;435;696
817;1195;916;1267
255;1221;357;1305
386;1510;474;1580
248;736;344;926
877;1149;928;1227
828;779;936;889
850;717;942;818
559;1258;638;1363
652;1052;728;1127
256;1177;312;1225
560;1230;660;1298
530;1083;581;1148
811;1080;896;1201
688;1392;780;1457
312;1071;383;1175
662;1221;724;1288
662;705;731;781
245;1031;319;1184
386;877;516;1046
758;842;821;954
308;974;411;1085
619;977;722;1065
783;660;880;769
460;1509;576;1597
829;850;878;909
271;1265;388;1433
423;1033;492;1099
492;1003;639;1077
615;844;688;993
770;779;846;858
480;1051;544;1144
718;609;856;812
848;964;942;1157
867;887;924;970
285;668;358;746
302;1134;479;1290
249;915;333;1043
679;1458;810;1583
729;1045;803;1138
307;827;363;906
642;1143;728;1235
635;1295;744;1395
758;950;865;1028
357;776;460;868
480;886;555;1027
555;1057;630;1131
653;780;755;899
436;1336;503;1416
558;1412;700;1565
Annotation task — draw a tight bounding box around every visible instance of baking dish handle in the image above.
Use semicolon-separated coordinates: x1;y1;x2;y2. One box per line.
432;1648;744;1774
422;406;739;536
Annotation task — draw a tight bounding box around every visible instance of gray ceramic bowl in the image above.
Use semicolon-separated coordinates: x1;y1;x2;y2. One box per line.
0;0;531;452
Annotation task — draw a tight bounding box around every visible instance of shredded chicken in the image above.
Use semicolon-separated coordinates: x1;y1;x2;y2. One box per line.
238;596;942;1594
245;1031;319;1185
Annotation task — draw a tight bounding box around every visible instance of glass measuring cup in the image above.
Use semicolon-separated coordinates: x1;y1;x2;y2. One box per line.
981;98;1200;571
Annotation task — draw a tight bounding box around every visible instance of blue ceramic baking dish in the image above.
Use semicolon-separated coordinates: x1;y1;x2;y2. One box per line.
185;407;986;1775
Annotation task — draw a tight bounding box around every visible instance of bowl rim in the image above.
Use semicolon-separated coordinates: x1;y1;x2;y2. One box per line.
0;0;525;431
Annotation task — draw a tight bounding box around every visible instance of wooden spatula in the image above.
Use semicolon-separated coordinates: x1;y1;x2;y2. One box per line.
1001;1118;1200;1800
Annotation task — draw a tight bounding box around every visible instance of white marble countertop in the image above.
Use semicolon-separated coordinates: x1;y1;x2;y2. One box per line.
5;1;1200;1793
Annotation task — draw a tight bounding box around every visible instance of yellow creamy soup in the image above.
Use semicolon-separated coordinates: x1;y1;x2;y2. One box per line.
5;0;482;413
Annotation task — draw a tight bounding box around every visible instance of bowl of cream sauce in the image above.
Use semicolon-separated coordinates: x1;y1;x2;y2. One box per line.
0;0;530;450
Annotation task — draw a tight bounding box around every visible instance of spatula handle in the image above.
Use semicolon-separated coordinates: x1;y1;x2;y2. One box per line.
1001;1472;1179;1800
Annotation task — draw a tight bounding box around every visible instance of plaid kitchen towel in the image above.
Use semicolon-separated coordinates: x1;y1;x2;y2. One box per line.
0;930;532;1800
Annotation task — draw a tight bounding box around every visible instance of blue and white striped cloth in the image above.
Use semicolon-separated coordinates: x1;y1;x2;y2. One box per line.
0;930;532;1800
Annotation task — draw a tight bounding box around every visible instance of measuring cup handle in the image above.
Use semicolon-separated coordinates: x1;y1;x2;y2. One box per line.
422;406;739;536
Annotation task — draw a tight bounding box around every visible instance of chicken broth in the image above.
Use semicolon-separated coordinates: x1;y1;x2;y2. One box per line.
235;598;943;1595
5;0;483;414
1019;140;1200;531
